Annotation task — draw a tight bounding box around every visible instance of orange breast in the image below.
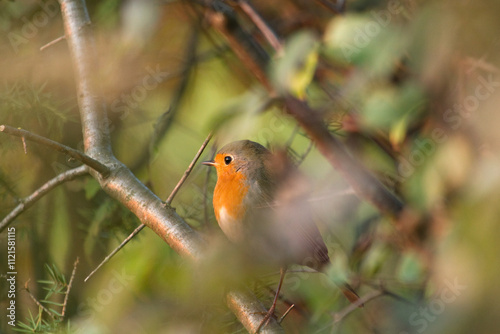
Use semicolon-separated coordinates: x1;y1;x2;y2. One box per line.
213;168;249;242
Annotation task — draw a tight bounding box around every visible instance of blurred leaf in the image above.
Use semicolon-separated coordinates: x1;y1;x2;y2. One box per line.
361;241;391;277
397;251;425;283
271;30;319;98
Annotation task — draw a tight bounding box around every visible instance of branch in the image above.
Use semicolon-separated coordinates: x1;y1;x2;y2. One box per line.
227;289;285;334
0;165;88;232
283;97;404;217
165;132;213;203
0;125;110;176
60;1;281;331
62;257;79;318
84;132;213;282
237;0;283;55
24;280;56;320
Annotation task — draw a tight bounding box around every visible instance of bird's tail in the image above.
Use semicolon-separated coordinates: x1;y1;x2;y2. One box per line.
339;283;364;307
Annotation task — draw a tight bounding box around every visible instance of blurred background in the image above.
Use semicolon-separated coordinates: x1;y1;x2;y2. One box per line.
1;0;500;333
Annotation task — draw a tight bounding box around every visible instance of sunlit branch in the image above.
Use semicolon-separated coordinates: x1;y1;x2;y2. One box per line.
0;165;88;232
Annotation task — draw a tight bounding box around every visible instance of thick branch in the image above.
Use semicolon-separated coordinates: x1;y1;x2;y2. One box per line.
0;125;110;176
0;165;88;232
60;0;111;156
227;290;285;334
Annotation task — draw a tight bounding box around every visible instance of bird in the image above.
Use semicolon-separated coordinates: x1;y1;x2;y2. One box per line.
203;140;362;331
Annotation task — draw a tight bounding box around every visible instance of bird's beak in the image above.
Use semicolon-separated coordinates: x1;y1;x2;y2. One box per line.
202;160;216;166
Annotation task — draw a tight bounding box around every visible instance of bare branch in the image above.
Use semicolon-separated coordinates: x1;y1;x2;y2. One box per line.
0;165;88;232
62;257;79;318
0;125;110;176
84;223;145;282
227;289;285;334
237;0;283;55
278;304;295;324
165;132;213;203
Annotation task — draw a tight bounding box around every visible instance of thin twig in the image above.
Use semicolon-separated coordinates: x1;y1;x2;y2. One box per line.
84;223;145;282
62;257;79;318
206;9;272;91
165;132;213;203
85;133;213;282
0;165;88;232
278;304;295;324
296;139;314;166
0;125;110;176
24;280;56;320
332;290;383;323
238;0;283;55
40;35;66;51
203;145;216;228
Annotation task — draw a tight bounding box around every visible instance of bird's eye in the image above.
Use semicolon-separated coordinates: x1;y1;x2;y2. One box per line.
224;156;232;165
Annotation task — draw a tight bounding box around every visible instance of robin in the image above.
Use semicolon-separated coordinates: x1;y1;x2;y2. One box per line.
203;140;361;331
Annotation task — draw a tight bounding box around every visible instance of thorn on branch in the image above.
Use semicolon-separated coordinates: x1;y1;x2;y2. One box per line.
40;35;66;51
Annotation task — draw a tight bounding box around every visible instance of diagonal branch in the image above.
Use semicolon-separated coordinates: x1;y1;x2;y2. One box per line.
237;0;283;54
283;97;404;216
0;165;88;232
0;125;110;176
